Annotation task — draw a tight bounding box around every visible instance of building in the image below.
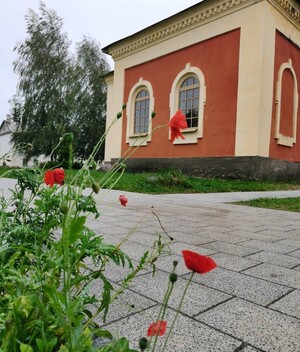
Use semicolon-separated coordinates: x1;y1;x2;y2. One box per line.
0;115;24;167
103;0;300;180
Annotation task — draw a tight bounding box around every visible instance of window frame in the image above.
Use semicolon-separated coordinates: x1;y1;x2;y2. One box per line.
275;59;298;147
126;78;154;146
169;63;206;144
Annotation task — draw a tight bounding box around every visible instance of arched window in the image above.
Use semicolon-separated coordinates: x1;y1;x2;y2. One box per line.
170;63;206;144
126;78;154;146
275;59;298;147
134;89;150;134
179;76;200;128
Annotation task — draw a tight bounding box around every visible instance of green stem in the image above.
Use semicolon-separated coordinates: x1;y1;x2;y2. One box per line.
147;268;177;352
161;272;195;351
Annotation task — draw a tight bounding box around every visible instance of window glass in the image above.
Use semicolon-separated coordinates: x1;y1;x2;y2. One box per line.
179;76;200;128
134;89;150;134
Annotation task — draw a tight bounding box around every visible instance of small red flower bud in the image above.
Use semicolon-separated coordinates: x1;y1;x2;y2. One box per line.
119;194;128;207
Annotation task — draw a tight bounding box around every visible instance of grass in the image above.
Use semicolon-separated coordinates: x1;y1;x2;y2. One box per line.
1;166;300;195
2;166;300;212
235;197;300;212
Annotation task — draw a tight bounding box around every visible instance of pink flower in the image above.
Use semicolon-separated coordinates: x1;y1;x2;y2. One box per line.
168;110;188;142
182;250;217;274
147;320;167;337
119;194;128;207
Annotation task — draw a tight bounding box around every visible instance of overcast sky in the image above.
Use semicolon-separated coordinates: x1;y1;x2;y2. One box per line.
0;0;202;122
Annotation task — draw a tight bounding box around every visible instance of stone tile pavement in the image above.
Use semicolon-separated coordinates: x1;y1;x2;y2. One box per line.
1;177;300;351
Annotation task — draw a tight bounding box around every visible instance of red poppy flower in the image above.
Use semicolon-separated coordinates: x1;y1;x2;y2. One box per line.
44;170;55;187
119;194;128;207
147;320;167;337
168;110;188;142
182;250;217;274
53;168;65;185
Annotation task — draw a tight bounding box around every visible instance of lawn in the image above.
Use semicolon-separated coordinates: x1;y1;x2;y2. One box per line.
235;197;300;212
1;166;300;194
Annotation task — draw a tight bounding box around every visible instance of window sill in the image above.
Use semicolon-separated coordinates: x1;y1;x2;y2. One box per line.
129;133;149;138
183;127;198;133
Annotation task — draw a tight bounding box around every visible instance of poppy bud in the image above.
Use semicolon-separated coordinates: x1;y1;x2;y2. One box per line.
92;182;100;194
173;260;178;267
117;112;122;119
151;111;156;118
169;273;178;283
59;204;69;215
122;104;127;110
64;133;74;143
139;337;148;351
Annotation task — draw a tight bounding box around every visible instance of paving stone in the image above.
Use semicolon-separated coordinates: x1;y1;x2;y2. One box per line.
129;270;231;316
245;251;300;269
209;252;260;272
91;284;157;324
230;229;284;243
244;263;300;289
288;248;300;258
269;289;300;319
272;238;300;250
191;267;290;306
198;298;300;352
241;346;262;352
238;239;295;254
104;306;242;352
195;231;248;244
167;241;217;257
200;241;260;256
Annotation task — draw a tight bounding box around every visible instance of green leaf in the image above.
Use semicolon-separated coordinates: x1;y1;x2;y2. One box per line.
20;344;34;352
69;216;86;243
36;339;44;351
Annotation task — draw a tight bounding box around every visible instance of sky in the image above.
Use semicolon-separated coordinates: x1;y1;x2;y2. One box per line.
0;0;202;122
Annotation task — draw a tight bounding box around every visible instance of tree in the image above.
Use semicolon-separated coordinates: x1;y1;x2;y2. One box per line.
72;37;110;162
11;2;110;163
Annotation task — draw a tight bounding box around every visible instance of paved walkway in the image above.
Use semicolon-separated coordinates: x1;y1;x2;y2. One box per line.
1;178;300;351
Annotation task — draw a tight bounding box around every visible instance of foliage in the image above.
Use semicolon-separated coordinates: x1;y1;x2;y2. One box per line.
0;164;167;351
2;167;300;194
11;2;109;163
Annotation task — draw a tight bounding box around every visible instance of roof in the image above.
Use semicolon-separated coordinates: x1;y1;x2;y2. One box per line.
102;0;300;59
0;118;16;136
102;0;206;55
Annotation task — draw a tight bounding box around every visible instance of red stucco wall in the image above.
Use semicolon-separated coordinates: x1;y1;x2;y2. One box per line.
121;29;240;159
269;31;300;162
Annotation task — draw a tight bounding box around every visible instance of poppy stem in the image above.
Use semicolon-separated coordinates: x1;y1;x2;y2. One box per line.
160;272;195;351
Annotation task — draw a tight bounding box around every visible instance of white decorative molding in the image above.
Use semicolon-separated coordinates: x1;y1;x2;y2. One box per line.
169;63;206;145
104;72;114;85
268;0;300;24
106;0;299;60
126;78;155;146
275;59;298;147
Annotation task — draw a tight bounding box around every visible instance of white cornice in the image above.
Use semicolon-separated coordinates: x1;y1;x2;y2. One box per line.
268;0;300;24
105;0;299;60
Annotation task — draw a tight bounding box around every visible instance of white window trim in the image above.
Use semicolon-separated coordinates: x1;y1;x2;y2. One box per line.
126;77;154;146
169;63;206;144
275;59;298;147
